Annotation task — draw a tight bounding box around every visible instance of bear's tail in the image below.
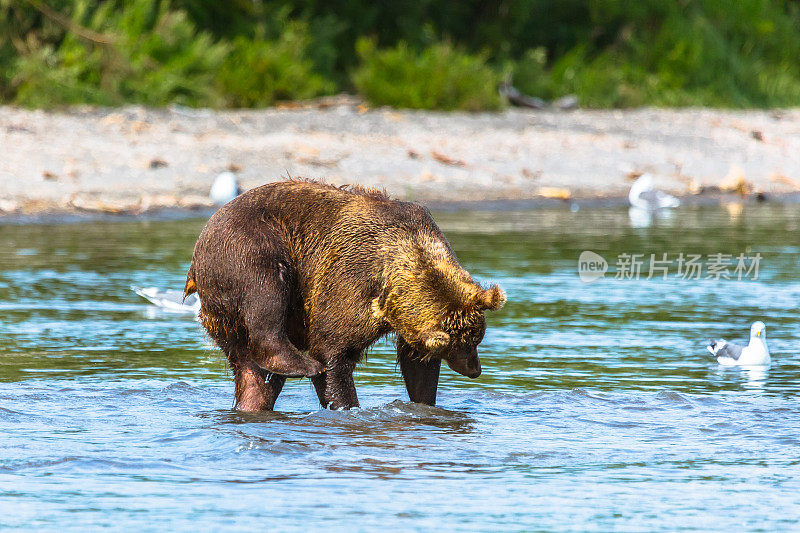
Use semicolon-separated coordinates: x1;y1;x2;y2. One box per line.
183;264;197;301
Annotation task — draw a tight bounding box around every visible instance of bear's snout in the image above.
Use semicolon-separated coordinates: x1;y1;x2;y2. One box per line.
445;347;482;379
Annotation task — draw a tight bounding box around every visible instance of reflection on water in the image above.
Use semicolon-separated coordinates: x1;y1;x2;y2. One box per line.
1;205;800;530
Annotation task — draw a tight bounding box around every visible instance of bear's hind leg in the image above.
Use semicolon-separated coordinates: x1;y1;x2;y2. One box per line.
242;264;322;378
233;359;286;411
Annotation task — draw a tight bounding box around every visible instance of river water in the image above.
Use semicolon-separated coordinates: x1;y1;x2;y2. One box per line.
1;205;799;530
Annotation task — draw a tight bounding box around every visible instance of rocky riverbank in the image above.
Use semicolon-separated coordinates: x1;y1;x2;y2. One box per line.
1;102;799;217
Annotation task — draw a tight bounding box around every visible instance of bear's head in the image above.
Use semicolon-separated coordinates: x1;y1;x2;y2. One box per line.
377;249;506;378
413;282;505;378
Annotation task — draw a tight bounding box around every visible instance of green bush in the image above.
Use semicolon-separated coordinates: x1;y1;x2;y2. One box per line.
3;0;800;110
218;22;335;107
10;0;228;107
352;39;502;111
3;0;331;108
510;0;800;108
509;47;554;101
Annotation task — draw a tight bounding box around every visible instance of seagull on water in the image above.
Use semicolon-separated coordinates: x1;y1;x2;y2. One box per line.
133;286;200;315
707;321;770;366
133;173;235;315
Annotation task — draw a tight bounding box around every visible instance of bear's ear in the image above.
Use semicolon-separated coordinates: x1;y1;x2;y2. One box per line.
420;330;450;351
476;284;506;311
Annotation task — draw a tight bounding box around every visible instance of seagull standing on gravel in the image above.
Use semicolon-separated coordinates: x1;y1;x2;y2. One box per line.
628;173;681;211
707;321;770;366
209;172;241;206
628;173;681;227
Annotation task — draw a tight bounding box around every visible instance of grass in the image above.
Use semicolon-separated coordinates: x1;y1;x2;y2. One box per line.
2;0;800;110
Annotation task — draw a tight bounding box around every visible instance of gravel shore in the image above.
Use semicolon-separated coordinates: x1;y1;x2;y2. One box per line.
1;103;799;216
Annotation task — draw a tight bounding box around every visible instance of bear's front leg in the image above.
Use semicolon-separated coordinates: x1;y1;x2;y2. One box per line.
397;337;441;406
310;361;359;410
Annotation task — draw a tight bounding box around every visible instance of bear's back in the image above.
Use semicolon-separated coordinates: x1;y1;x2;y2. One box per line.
213;179;442;241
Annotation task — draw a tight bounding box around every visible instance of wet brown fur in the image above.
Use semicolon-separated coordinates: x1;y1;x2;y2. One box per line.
185;179;505;411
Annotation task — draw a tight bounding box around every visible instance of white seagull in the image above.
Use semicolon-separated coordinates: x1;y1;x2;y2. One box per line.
210;172;241;206
628;173;680;211
707;321;770;366
133;286;200;315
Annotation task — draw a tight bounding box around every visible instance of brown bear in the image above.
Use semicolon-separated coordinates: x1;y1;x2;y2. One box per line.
184;179;505;411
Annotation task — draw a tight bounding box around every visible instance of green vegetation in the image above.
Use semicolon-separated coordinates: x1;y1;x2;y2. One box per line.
219;23;335;107
509;0;800;108
2;0;800;110
352;40;502;111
